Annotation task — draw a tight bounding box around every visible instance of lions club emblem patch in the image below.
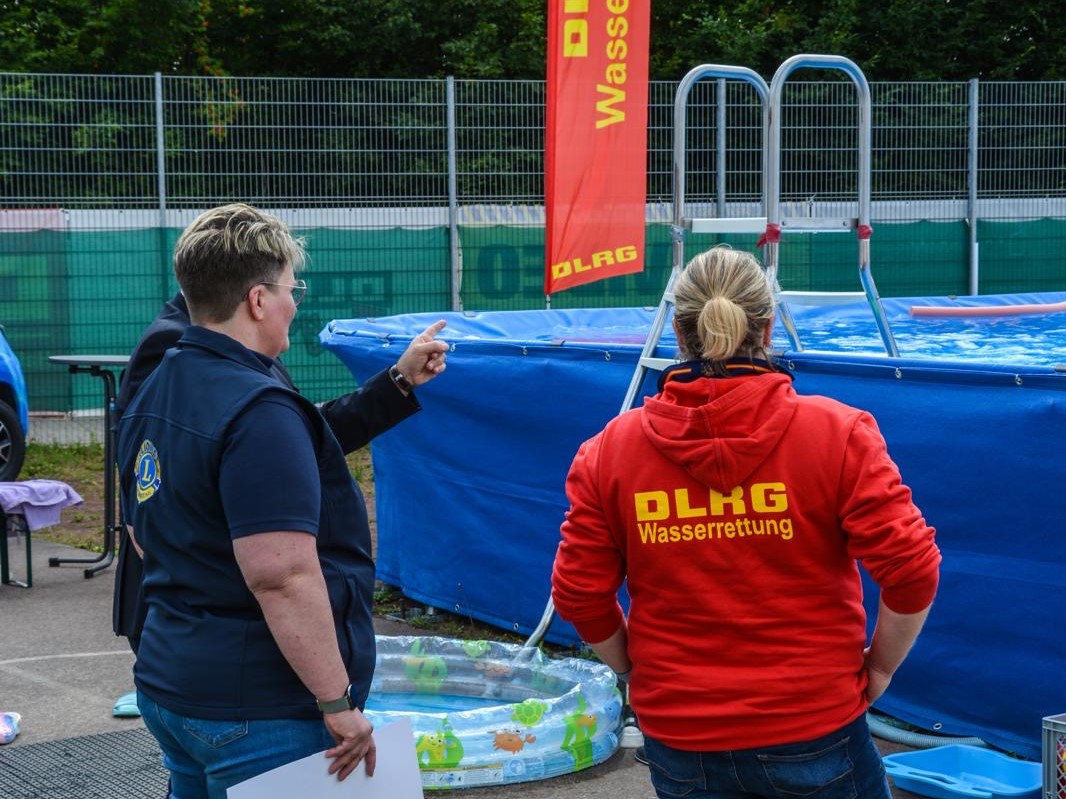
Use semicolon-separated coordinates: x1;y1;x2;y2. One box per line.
135;439;162;503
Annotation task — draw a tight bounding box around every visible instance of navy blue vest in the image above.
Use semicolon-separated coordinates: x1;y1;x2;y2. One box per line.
118;326;375;720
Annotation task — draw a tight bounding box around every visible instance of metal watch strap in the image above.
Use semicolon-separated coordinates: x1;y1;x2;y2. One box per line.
316;684;354;714
389;364;413;393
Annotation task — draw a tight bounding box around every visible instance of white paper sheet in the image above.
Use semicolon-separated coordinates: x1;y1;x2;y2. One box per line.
227;718;422;798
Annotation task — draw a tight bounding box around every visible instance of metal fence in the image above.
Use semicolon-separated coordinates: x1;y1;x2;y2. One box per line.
4;73;1065;212
1;71;1065;417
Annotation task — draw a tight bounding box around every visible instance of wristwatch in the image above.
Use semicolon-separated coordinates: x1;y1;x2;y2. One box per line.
388;364;413;393
316;684;354;714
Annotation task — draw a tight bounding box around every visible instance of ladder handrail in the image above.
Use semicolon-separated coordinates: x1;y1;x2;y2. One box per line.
766;54;872;230
765;54;899;357
674;65;770;233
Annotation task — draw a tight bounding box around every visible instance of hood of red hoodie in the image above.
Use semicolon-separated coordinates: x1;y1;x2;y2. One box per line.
638;373;798;492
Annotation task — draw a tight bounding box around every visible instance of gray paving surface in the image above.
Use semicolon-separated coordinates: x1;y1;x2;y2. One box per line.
0;538;921;798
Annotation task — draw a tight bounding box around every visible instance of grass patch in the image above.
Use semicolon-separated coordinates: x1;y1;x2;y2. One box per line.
23;442;106;550
23;441;105;479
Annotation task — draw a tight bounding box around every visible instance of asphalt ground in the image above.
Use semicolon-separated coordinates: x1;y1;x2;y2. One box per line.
0;538;922;799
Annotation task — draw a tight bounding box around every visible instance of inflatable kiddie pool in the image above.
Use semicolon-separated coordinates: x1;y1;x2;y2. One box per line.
364;636;623;790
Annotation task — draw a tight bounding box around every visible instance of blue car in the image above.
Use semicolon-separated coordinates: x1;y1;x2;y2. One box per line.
0;325;28;481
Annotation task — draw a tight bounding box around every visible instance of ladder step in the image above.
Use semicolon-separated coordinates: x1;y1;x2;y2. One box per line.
780;217;856;232
639;356;676;372
687;217;858;235
688;217;767;234
777;291;866;307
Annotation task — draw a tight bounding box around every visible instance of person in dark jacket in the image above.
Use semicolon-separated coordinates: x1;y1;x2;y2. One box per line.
116;203;447;798
113;285;446;650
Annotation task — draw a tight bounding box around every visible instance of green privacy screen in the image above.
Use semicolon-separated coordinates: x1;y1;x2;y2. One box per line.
0;218;1061;414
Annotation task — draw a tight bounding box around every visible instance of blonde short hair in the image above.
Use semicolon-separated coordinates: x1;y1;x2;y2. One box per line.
173;203;305;323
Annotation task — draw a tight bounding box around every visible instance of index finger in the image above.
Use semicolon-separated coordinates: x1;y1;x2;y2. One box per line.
417;320;447;340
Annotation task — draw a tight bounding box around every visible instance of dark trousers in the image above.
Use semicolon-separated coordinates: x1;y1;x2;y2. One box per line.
643;713;891;799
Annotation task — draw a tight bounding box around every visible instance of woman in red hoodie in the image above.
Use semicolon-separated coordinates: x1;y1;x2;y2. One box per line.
551;246;941;799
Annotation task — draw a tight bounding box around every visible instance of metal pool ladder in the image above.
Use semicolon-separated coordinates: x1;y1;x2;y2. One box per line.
525;55;900;651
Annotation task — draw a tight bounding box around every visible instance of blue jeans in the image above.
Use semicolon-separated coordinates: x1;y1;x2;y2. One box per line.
138;692;336;799
644;713;891;799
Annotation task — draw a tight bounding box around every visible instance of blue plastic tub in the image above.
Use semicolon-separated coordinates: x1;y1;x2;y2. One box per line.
882;744;1041;799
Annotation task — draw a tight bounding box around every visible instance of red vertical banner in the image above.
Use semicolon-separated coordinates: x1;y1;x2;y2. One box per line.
545;0;651;295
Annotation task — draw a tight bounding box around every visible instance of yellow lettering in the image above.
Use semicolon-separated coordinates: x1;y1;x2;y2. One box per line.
605;40;628;65
606;16;629;39
552;246;640;282
604;62;627;85
780;518;794;540
595;0;631;121
635;490;669;521
595;84;626;128
591;250;615;267
562;20;588;57
633;483;795;544
674;488;707;518
752;482;788;513
709;486;746;515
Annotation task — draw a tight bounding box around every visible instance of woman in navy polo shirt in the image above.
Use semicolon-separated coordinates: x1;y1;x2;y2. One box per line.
117;203;446;798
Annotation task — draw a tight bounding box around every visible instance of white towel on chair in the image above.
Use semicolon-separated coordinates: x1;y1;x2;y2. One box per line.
0;480;84;531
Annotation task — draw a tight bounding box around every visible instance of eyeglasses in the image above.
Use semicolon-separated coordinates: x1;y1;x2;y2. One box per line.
252;279;307;307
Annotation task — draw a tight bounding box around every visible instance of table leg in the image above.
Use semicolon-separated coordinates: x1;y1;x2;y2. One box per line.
48;366;119;578
1;512;31;588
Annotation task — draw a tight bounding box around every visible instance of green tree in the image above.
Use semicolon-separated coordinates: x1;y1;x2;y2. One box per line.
192;0;545;78
0;0;547;78
1;0;87;71
0;0;206;74
843;0;1066;79
649;0;818;80
648;0;1066;81
1;0;1063;80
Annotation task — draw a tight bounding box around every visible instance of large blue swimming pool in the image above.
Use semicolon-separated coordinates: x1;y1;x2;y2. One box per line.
323;295;1066;763
780;291;1066;366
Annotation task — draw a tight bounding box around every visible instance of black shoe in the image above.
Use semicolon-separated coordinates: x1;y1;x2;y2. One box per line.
634;745;648;765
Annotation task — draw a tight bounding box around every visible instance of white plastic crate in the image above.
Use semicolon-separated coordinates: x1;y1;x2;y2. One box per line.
1044;713;1066;798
